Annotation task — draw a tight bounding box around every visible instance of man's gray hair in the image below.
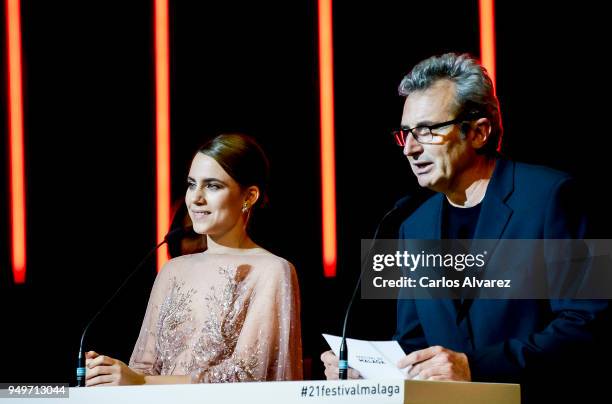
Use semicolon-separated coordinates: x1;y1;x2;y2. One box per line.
398;53;502;156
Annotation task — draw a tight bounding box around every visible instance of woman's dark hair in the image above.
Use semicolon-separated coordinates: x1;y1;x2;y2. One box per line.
198;133;270;207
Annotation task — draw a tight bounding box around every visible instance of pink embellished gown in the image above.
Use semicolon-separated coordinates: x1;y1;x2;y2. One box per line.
128;247;303;383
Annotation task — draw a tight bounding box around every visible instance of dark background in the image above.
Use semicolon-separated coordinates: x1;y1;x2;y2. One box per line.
1;0;610;383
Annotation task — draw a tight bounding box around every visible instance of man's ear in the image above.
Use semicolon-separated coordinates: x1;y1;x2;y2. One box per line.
470;117;492;150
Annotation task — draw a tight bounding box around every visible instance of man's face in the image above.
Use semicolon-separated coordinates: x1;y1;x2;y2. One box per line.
401;79;475;193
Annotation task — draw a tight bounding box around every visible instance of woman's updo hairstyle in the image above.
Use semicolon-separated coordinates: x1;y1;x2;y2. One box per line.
198;133;270;208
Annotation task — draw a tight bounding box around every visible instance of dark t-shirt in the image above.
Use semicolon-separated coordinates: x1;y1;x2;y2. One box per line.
442;199;482;239
442;199;482;303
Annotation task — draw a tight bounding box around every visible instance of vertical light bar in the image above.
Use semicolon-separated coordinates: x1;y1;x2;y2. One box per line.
155;0;171;271
318;0;337;277
479;0;496;87
6;0;26;284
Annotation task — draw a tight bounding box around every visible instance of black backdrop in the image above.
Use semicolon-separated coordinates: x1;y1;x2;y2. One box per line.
1;0;610;382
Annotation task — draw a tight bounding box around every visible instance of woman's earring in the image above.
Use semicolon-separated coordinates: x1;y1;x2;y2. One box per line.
242;201;249;213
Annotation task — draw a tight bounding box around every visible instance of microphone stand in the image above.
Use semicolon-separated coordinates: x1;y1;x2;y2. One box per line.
338;192;430;379
338;212;390;379
76;227;186;387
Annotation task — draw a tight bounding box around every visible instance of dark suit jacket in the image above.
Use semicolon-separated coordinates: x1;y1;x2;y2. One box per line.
394;159;609;401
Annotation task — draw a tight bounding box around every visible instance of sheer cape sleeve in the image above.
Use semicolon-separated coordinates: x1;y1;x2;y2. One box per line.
128;260;175;375
128;254;303;382
190;259;303;382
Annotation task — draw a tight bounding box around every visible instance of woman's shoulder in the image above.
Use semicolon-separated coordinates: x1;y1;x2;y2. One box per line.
248;249;297;279
158;253;204;278
254;249;294;267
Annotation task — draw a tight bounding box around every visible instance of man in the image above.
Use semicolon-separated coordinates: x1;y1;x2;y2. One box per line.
321;53;608;401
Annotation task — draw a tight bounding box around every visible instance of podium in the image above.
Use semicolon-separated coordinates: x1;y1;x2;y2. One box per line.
0;379;519;403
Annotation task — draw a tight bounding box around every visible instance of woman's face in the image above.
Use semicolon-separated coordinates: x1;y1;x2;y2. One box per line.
185;153;245;237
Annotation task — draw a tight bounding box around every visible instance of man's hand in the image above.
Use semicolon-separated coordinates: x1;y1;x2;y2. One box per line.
397;346;471;381
320;350;361;380
85;351;145;386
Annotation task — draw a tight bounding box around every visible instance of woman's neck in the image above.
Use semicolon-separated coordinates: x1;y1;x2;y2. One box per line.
205;233;260;254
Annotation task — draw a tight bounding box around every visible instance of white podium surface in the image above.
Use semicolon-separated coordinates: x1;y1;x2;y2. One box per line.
0;379;519;404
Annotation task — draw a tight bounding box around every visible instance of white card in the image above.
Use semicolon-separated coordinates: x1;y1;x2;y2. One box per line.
323;333;410;379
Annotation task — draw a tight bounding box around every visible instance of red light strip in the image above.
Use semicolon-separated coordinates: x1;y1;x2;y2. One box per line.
6;0;26;284
479;0;496;88
318;0;337;277
155;0;171;272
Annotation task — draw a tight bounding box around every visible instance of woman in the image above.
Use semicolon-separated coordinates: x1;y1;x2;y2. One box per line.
85;134;302;385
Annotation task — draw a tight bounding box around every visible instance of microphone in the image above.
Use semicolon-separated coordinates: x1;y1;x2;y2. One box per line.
75;226;188;387
338;191;431;379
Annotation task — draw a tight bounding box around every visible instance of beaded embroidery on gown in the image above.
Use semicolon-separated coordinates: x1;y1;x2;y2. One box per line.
128;248;302;382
